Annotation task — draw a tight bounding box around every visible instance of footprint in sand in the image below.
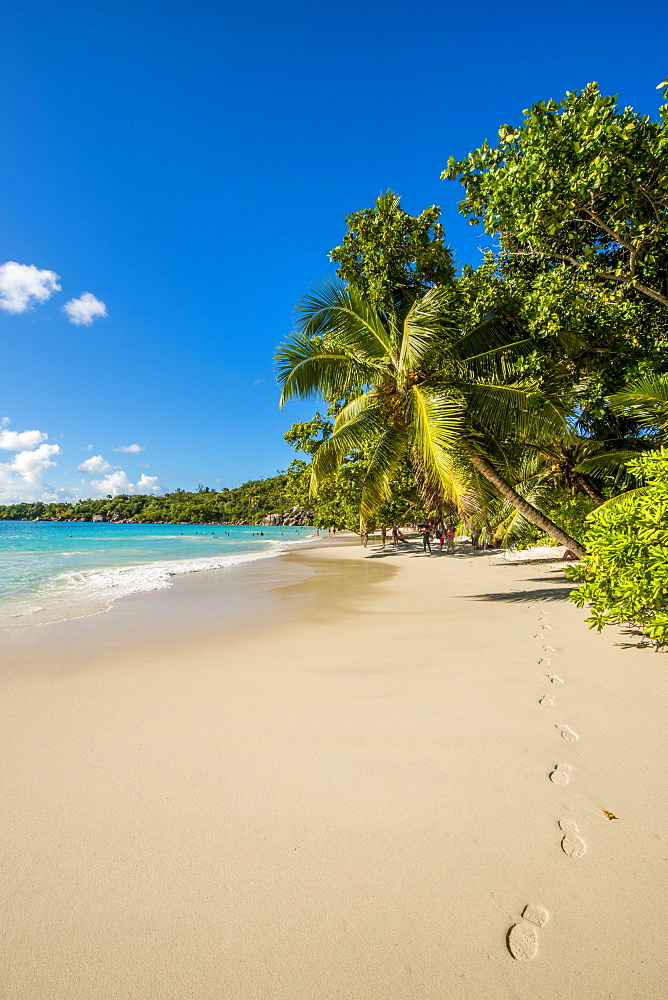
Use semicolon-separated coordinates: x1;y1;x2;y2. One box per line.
559;818;587;858
539;695;554;707
507;904;549;960
538;658;551;666
548;674;563;684
557;724;578;741
549;763;571;785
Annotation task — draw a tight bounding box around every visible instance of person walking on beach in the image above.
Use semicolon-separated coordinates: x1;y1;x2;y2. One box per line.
392;526;400;547
381;526;387;549
422;527;432;554
435;527;444;552
446;526;455;554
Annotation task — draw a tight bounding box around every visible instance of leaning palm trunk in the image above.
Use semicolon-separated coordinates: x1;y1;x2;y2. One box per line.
462;448;586;558
574;474;604;505
276;280;588;558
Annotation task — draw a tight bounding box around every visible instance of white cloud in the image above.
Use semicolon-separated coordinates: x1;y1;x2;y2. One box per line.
135;474;159;493
114;443;143;453
88;470;160;496
63;292;107;326
0;442;61;501
0;418;161;503
11;443;60;482
83;443;93;451
78;454;113;474
0;420;60;500
0;428;48;450
0;261;61;314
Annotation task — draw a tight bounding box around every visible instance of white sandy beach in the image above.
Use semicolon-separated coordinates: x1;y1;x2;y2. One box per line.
0;536;666;999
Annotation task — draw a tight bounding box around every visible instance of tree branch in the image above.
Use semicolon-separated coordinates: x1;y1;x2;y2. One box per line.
499;246;668;308
584;205;635;251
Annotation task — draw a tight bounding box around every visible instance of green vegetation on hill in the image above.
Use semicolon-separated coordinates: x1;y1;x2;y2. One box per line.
0;477;291;524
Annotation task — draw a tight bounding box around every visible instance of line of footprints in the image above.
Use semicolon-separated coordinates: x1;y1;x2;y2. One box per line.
507;608;586;961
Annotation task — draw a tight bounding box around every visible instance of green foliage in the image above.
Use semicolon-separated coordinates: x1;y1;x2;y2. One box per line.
498;488;596;549
443;81;668;310
452;255;668;422
283;414;333;454
608;374;668;436
283;417;432;531
441;80;668;455
568;450;668;645
276;275;566;526
328;190;455;312
0;475;291;525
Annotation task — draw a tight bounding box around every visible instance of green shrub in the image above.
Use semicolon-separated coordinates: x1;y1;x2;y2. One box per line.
568;449;668;646
502;488;595;549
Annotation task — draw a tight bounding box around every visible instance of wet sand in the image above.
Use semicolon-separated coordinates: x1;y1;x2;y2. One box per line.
1;537;666;998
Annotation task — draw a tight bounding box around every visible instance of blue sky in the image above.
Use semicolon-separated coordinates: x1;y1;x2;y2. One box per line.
1;0;666;501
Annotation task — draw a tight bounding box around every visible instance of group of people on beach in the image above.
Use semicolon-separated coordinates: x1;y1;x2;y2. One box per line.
355;523;457;553
420;525;455;554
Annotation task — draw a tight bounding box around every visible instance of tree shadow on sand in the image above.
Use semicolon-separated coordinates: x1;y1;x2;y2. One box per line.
614;627;663;650
468;586;575;603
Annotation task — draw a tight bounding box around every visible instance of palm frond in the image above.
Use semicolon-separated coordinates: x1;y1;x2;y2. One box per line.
607;376;668;431
276;333;381;405
331;391;378;431
451;315;527;362
297;278;397;360
397;285;457;374
310;402;385;490
574;448;653;477
426;446;482;518
359;430;410;521
408;385;465;494
463;382;566;442
554;328;586;357
592;486;650;511
460;338;535;380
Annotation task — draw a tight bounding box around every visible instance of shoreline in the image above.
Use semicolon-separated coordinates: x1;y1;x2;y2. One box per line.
0;523;319;632
1;539;666;998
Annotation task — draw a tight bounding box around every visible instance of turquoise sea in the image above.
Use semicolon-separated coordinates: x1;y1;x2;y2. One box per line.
0;520;314;629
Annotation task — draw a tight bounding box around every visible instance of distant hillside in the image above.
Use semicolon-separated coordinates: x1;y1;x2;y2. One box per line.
0;475;295;525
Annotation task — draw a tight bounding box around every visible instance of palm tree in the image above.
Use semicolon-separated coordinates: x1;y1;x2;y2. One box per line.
276;279;587;557
607;376;668;435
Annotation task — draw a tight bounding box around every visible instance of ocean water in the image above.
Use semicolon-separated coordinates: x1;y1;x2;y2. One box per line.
0;520;314;629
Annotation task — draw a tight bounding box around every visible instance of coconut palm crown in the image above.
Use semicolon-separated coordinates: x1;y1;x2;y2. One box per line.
276;279;586;555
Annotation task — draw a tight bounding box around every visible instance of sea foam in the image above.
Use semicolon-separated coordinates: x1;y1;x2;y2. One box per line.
63;546;282;599
1;545;286;629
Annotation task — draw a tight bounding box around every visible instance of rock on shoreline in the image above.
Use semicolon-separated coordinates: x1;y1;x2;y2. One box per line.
261;505;314;527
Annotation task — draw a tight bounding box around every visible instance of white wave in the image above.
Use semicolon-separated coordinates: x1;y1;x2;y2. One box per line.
0;545;289;631
60;545;284;604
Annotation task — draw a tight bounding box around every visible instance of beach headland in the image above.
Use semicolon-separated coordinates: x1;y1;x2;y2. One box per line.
1;535;666;999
